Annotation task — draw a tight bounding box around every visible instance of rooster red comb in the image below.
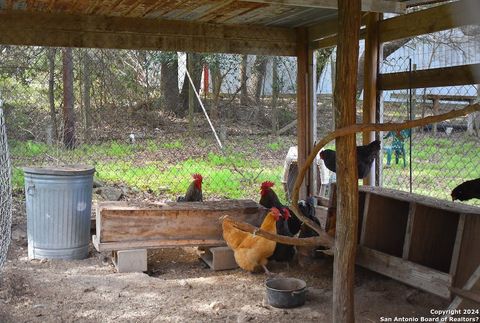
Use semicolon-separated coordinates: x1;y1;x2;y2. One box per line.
261;181;275;189
192;173;203;181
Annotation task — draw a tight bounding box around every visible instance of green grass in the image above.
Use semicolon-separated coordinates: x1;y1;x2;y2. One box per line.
161;140;183;149
94;157;285;201
266;140;283;151
9;134;478;205
10;140;49;158
12;168;25;190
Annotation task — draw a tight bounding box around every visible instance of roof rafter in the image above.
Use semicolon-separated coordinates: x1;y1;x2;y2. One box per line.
240;0;406;13
0;9;297;56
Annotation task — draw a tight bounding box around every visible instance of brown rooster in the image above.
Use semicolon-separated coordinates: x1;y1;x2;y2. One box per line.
177;173;203;202
222;207;281;275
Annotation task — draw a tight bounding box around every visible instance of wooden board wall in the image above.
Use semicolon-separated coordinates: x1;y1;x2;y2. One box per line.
96;200;265;244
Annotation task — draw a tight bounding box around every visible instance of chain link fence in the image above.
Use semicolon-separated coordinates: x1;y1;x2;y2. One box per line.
380;27;480;205
1;47;298;203
0;105;12;270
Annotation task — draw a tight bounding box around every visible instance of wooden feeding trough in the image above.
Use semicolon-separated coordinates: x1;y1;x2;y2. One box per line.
356;186;480;301
92;199;266;272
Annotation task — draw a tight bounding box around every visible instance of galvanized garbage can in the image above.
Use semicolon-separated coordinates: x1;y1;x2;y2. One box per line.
24;165;95;260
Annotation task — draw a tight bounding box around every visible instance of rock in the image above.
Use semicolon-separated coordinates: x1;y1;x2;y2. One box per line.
93;179;105;188
99;187;123;201
179;280;192;289
209;301;226;312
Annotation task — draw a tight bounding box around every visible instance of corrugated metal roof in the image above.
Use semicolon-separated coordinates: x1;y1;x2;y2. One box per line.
0;0;338;28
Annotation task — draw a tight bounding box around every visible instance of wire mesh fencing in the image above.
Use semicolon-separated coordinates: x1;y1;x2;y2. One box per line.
380;55;480;206
0;105;12;270
1;47;298;203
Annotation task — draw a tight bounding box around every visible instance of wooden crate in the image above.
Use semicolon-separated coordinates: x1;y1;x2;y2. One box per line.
92;199;266;252
357;186;480;299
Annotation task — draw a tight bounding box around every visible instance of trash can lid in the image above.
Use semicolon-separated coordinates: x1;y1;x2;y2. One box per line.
23;165;95;176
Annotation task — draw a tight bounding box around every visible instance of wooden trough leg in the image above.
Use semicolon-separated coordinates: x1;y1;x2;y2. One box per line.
113;249;148;273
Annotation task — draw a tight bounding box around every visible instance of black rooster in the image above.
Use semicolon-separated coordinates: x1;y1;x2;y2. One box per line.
451;178;480;201
177;173;203;202
319;140;381;179
259;181;297;262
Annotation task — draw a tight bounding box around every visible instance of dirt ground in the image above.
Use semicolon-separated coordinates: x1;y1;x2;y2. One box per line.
1;195;449;323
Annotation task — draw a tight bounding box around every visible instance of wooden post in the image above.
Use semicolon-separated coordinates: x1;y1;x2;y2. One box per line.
362;12;380;186
332;0;362;322
296;28;316;198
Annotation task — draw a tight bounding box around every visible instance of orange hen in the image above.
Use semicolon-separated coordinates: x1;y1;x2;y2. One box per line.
222;207;281;275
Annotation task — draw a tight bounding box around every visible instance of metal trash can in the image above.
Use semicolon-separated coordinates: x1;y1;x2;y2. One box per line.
24;165;95;260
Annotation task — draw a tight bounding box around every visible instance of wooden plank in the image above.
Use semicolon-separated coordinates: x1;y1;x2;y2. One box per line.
96;201;128;239
92;235;226;252
332;0;362;321
362;12;379;186
379;0;480;43
407;205;459;273
359;193;371;245
0;10;297;56
378;63;480;91
444;265;480;314
96;200;265;244
356;246;452;298
450;287;480;305
454;214;480;288
310;28;366;49
402;202;416;259
361;193;410;257
450;214;466;276
359;186;480;215
242;0;406;13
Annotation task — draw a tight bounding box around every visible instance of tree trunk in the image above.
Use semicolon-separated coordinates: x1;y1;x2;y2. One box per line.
316;48;335;86
82;50;92;143
188;55;194;134
332;0;361;322
160;54;179;115
179;53;203;117
48;48;58;143
62;48;76;149
240;54;248;106
271;57;280;134
210;64;222;121
252;56;267;104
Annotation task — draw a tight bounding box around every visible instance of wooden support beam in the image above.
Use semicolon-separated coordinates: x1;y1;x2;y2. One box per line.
378;63;480;91
308;15;368;43
296;27;315;199
362;12;380;186
379;0;480;43
332;0;362;321
0;10;297;56
310;28;366;50
242;0;406;13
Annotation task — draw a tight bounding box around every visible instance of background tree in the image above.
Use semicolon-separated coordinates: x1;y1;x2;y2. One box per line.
62;48;75;149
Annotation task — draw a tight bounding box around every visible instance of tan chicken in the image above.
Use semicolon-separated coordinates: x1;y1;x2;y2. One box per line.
222;207;281;275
